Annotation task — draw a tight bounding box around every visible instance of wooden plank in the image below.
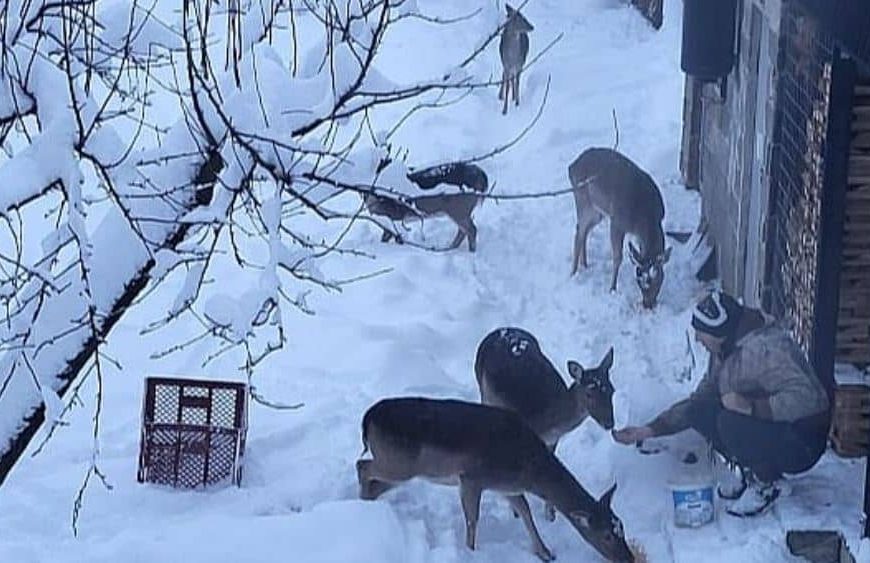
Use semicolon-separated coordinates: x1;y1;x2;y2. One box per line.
837;332;870;339
851;132;870;149
850;157;870;177
837;340;870;348
837;322;870;331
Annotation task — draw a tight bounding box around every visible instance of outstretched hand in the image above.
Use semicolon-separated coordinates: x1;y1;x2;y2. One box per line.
612;425;654;445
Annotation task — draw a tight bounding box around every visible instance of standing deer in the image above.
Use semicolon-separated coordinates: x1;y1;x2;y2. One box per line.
569;147;671;308
357;397;634;563
499;4;533;115
364;162;488;252
475;326;615;521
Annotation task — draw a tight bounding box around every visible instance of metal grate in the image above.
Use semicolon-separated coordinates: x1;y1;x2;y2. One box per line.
137;377;248;489
766;2;834;357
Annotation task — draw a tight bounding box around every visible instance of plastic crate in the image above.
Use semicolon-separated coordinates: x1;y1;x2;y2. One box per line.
137;376;248;488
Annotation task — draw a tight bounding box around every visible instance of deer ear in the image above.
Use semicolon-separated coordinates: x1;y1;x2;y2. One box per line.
506;3;515;15
567;360;584;382
599;347;614;372
599;483;617;508
628;242;642;265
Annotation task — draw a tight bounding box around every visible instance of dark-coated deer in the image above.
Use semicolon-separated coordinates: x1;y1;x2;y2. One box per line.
475;326;615;520
357;397;634;562
569;147;671;308
499;4;533;115
364;162;488;252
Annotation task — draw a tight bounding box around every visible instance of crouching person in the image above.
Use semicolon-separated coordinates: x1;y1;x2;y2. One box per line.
613;290;831;517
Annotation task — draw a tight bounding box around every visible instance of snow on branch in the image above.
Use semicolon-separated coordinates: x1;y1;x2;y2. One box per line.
0;0;555;531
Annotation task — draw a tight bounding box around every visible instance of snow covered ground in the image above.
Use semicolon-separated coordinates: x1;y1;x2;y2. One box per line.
0;1;866;562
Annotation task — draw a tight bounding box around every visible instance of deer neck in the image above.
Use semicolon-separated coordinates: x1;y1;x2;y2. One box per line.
527;455;597;516
531;392;588;446
636;221;664;261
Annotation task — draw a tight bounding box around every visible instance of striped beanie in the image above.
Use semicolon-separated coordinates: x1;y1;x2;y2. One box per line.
691;290;742;338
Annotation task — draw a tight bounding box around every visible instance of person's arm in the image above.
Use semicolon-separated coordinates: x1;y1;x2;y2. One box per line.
613;368;718;443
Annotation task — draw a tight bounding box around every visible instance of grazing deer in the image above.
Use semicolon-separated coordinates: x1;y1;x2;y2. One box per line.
499;4;533;115
475;327;615;521
357;397;634;563
569;147;671;308
364;162;488;252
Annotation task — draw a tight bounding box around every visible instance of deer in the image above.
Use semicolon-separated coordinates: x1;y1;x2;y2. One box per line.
364;161;488;252
475;326;615;521
499;4;533;115
569;147;672;309
357;397;635;563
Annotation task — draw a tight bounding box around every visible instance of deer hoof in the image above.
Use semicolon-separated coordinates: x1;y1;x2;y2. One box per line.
544;504;556;522
534;545;556;562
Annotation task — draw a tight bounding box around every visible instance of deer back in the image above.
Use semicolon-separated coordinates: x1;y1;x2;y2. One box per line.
569;147;665;257
475;328;568;430
362;397;554;487
411;192;480;219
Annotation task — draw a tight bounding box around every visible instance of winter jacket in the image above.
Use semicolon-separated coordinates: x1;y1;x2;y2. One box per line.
648;323;830;437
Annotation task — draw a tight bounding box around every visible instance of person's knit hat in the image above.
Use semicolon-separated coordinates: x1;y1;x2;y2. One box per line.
691;290;742;338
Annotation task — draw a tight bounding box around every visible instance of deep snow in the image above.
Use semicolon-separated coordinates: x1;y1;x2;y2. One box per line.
0;1;866;562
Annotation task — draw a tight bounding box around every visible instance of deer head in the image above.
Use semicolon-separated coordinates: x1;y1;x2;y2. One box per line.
567;484;634;562
505;4;534;33
567;347;615;430
629;242;671;309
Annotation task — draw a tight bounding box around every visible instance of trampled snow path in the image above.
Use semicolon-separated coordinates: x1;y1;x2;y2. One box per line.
0;1;864;562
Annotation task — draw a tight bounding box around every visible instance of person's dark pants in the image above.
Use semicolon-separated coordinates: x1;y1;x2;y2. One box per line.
686;399;830;482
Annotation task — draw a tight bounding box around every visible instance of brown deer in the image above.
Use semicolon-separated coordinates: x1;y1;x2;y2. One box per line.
499;4;533;115
364;162;488;252
569;147;671;308
475;326;615;521
357;397;634;563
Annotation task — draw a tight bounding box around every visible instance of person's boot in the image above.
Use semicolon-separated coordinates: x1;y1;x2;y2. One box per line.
726;478;781;518
717;463;747;500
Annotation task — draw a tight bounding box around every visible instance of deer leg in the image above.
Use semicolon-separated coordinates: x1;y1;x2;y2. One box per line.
507;495;555;562
572;208;602;274
514;71;521;106
609;226;626;292
498;70;507;100
448;229;466;250
460;478;483;551
449;215;477;252
572;224;584;274
502;75;511;115
466;221;477;252
543;442;558;522
380;229;394;243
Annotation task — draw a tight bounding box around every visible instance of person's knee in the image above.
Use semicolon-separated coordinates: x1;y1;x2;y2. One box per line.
686;399;722;440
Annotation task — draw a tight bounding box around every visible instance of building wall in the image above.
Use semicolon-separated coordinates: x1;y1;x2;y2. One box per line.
695;0;782;307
